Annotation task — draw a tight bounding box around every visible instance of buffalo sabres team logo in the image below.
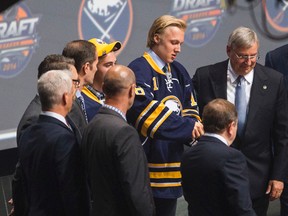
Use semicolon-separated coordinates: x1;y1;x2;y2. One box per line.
0;3;40;78
170;0;226;48
263;0;288;32
162;96;182;116
78;0;133;54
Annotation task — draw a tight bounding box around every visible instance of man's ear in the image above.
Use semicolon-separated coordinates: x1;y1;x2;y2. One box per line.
63;92;68;106
154;34;160;44
82;62;90;75
129;84;136;98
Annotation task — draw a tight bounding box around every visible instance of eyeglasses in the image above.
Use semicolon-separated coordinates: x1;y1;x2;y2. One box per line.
233;50;260;61
72;79;80;88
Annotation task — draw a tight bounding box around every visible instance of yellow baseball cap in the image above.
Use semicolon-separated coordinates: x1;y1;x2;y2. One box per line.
89;38;122;57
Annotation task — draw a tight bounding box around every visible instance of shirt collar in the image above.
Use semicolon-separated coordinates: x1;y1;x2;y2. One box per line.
103;104;126;121
204;132;229;146
147;49;166;70
227;60;254;84
40;111;69;127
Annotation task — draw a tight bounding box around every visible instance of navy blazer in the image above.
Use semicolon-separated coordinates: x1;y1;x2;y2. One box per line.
265;44;288;90
18;115;90;216
192;60;288;199
181;136;255;216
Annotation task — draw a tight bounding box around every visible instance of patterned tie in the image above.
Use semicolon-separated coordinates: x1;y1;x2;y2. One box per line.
162;64;172;80
235;76;247;136
78;95;88;123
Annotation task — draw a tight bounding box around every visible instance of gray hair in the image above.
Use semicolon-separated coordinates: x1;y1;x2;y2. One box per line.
227;26;259;50
37;69;72;110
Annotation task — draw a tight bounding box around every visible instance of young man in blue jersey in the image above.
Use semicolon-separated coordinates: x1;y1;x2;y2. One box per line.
81;38;121;122
127;15;204;216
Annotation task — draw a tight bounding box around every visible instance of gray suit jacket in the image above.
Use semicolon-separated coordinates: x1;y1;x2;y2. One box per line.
81;106;155;216
192;60;288;199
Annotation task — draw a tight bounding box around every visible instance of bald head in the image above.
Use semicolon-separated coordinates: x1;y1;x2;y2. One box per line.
103;65;135;98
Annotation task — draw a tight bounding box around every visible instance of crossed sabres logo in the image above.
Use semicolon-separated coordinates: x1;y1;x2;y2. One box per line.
78;0;133;55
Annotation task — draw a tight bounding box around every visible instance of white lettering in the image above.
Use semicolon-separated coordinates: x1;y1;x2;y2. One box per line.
172;0;219;11
0;17;39;39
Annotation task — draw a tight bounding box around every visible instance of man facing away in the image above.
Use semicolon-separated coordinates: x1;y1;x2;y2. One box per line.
181;98;256;216
18;70;90;216
127;15;204;216
81;65;155;216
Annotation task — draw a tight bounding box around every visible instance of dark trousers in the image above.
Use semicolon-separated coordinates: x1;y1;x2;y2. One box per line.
281;183;288;216
252;195;269;216
154;197;177;216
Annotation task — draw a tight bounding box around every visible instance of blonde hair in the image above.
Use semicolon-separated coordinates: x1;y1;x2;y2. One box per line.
146;15;187;48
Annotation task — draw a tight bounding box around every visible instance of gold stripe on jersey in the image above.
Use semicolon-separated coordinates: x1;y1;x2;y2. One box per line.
150;182;182;187
148;162;181;168
150;171;181;179
149;109;172;138
141;103;167;137
135;100;158;129
143;52;165;75
81;86;101;103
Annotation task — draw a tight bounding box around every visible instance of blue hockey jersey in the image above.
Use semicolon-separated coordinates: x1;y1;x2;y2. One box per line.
127;52;200;199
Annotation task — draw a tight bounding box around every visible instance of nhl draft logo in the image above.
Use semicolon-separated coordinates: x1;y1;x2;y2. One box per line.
263;0;288;32
171;0;226;48
0;3;40;78
78;0;133;54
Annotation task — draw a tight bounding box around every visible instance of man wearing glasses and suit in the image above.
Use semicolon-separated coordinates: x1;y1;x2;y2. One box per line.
192;26;288;216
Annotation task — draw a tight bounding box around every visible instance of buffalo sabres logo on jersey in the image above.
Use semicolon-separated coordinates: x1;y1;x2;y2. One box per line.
78;0;133;55
162;96;182;116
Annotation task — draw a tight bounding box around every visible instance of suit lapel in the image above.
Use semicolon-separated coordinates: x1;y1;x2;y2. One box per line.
246;64;269;130
210;60;228;99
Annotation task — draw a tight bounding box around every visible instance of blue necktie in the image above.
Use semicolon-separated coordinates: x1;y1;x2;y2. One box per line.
235;76;247;136
78;95;88;123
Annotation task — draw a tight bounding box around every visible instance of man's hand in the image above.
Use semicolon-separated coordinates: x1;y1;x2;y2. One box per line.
192;121;204;139
8;198;14;216
266;180;284;201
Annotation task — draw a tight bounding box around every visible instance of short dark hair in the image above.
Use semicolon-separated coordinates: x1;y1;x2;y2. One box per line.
62;40;96;73
37;54;75;79
202;99;237;134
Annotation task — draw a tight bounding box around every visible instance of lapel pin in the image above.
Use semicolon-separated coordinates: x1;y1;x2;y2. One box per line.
263;85;267;90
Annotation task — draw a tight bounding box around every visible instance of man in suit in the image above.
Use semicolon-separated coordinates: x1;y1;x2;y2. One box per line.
62;40;98;127
265;44;288;216
265;44;288;92
18;70;90;216
12;54;82;216
181;98;256;216
16;54;80;144
192;26;288;216
81;65;155;216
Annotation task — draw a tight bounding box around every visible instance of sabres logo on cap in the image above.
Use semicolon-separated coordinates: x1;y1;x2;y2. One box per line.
170;0;226;48
78;0;133;55
0;3;40;78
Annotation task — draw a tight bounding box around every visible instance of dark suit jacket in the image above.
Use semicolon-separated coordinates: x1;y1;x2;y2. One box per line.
14;96;86;216
192;60;288;199
81;106;155;216
265;44;288;90
18;115;90;216
181;136;255;216
17;94;85;145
